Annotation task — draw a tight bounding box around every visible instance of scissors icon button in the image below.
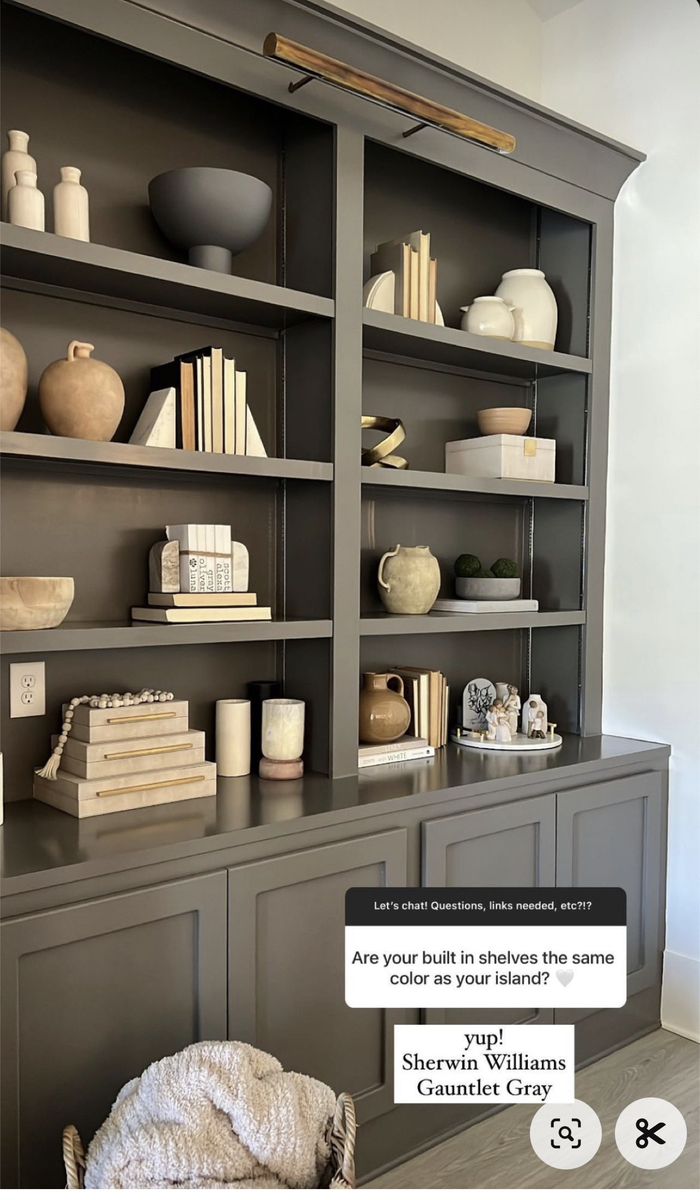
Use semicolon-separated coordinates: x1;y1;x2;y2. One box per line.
635;1118;666;1149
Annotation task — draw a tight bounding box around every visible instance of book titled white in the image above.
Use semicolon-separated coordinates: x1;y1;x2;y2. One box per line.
131;605;272;624
358;735;428;759
148;592;257;608
431;598;539;613
358;746;435;769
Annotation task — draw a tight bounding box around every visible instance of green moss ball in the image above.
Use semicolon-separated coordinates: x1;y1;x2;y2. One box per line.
490;557;520;579
454;553;482;578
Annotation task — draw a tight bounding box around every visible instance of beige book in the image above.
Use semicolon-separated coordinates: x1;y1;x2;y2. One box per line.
148;592;257;607
210;348;224;453
408;247;419;320
223;356;236;454
428;257;438;324
131;605;271;623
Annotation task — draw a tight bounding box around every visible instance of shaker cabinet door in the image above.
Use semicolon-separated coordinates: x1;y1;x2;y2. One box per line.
556;771;664;1008
227;829;410;1123
0;872;227;1190
422;794;556;1027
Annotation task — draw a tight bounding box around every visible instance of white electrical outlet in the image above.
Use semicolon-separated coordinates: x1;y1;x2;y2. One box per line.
10;661;46;718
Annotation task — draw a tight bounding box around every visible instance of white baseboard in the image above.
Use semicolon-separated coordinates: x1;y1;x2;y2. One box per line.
661;949;700;1042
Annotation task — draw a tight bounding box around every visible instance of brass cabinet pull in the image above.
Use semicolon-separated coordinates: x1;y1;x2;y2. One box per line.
97;774;206;798
103;743;193;761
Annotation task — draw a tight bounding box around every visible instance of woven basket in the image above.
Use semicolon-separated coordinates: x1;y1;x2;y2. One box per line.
63;1091;357;1189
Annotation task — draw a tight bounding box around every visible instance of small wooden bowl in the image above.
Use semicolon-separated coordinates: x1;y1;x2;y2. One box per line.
477;407;532;436
0;577;75;630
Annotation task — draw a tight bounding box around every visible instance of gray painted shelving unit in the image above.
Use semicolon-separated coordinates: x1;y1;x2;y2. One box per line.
0;0;671;1189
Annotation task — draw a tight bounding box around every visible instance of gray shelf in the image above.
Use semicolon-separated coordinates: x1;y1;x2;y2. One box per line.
0;224;335;330
0;619;333;654
361;465;588;501
360;610;586;635
363;309;592;379
0;431;333;482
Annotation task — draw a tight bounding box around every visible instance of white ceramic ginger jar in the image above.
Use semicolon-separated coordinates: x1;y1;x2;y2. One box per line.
2;130;35;218
460;296;515;340
495;269;558;351
53;166;90;241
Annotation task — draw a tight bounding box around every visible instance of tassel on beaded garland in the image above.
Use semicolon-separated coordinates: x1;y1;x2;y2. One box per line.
35;688;175;780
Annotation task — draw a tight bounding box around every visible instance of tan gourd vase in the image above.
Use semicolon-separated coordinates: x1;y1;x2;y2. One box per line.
0;327;28;431
39;341;125;441
359;672;411;744
377;544;441;615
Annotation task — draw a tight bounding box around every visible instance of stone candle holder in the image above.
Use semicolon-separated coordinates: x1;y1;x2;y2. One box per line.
260;698;305;780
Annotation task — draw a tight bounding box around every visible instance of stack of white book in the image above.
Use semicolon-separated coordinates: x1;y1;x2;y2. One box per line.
432;598;539;614
370;230;438;322
392;667;449;748
358;736;435;769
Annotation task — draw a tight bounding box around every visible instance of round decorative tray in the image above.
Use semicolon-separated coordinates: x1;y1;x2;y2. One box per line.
451;730;562;753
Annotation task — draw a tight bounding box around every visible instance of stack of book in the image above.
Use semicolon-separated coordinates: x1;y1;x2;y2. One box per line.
130;345;267;456
33;699;217;818
393;667;449;748
432;598;539;614
370;231;438;322
132;523;272;625
358;735;434;769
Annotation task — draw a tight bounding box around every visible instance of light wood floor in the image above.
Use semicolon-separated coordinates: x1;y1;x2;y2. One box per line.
368;1029;700;1189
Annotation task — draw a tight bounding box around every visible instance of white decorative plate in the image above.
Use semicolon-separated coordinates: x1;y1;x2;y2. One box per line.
461;677;496;730
451;730;563;753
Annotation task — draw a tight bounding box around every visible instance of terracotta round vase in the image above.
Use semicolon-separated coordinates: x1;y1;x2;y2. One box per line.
39;341;125;441
0;327;28;431
377;545;441;615
359;672;411;744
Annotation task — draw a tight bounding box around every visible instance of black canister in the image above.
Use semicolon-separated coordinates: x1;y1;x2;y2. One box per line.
247;680;281;773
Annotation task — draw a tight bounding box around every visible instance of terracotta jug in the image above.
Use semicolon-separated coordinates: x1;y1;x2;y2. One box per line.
0;327;28;431
359;672;411;745
378;545;441;615
39;341;125;441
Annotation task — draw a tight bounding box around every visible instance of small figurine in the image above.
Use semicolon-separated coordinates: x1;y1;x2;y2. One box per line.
486;700;512;743
522;692;548;736
504;685;521;735
526;700;547;739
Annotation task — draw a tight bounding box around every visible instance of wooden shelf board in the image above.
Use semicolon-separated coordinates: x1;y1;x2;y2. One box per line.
0;431;333;482
361;466;587;501
360;610;586;635
0;620;333;653
363;309;592;379
0;224;334;329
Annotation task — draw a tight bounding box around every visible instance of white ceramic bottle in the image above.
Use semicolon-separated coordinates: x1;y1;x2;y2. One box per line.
8;169;45;231
460;296;515;340
2;130;36;219
53;166;90;241
495;269;558;350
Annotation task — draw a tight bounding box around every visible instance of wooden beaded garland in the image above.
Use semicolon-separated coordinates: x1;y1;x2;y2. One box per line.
35;688;175;780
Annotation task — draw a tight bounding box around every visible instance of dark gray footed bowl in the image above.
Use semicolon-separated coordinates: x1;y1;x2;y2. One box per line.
148;167;273;261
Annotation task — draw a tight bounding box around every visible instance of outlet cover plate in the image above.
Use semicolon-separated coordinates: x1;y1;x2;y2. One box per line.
10;661;46;718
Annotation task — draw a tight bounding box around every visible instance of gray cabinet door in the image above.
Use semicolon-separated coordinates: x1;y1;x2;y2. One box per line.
422;795;556;1026
556;772;664;1011
227;829;409;1123
1;872;227;1189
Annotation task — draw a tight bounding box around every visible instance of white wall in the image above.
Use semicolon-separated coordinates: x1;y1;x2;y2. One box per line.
335;0;700;1039
333;0;542;101
541;0;700;1040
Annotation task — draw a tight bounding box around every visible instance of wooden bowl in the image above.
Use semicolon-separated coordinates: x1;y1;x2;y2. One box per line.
0;577;75;631
477;407;532;436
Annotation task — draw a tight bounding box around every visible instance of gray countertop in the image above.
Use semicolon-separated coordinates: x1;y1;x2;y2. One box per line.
0;735;669;898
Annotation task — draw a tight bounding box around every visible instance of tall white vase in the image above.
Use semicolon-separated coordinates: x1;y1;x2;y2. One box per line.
495;269;558;351
53;166;90;241
216;699;251;777
8;169;44;231
2;130;36;219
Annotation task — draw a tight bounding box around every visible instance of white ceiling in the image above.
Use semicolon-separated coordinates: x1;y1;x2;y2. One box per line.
527;0;585;19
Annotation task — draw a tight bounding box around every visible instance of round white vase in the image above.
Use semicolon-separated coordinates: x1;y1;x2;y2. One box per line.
495;269;558;351
8;169;45;231
2;130;36;219
261;698;305;762
54;166;90;241
460;296;515;340
216;699;251;777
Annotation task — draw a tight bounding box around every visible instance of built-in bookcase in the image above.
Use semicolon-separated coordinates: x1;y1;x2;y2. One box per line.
0;0;613;796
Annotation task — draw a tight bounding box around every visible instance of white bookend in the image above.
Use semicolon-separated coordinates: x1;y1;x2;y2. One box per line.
129;388;176;448
223;357;236;454
231;541;250;592
245;405;267;457
235;370;247;455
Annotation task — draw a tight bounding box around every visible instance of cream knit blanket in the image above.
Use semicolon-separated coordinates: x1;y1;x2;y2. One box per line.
84;1041;336;1189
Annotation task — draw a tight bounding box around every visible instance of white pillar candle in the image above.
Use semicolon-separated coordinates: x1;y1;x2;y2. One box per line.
216;699;251;777
261;698;305;762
